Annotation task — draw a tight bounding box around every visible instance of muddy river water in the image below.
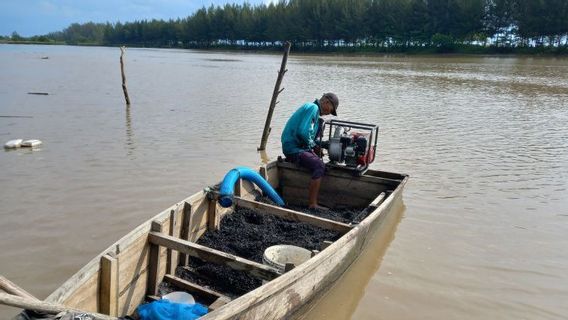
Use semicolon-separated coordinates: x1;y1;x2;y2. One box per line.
1;44;567;319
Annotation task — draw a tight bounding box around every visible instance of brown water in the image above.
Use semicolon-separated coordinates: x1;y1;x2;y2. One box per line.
1;45;567;319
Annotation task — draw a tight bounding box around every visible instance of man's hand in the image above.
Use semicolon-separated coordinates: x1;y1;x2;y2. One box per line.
312;145;323;158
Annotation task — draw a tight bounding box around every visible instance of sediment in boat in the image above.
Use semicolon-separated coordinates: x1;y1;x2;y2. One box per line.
160;205;360;299
260;196;370;223
288;205;370;223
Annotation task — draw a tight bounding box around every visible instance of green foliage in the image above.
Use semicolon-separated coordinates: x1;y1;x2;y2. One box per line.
24;0;568;52
11;31;23;41
431;33;455;52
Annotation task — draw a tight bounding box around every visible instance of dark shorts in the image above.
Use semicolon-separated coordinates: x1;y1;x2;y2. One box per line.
285;151;325;180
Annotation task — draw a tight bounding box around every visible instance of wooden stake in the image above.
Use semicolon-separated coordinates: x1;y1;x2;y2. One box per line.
120;46;131;106
258;42;291;151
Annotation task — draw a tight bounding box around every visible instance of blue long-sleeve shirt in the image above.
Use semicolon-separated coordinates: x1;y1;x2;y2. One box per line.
281;101;321;155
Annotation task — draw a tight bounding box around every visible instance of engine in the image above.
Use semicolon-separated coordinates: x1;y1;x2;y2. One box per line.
318;120;378;175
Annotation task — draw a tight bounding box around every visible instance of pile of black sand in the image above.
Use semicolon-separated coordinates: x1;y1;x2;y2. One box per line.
175;206;343;297
259;196;369;224
287;204;370;224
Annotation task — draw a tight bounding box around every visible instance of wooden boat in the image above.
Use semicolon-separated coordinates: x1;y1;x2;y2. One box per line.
11;160;407;319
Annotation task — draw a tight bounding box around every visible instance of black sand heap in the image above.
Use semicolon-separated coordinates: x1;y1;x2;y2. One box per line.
287;204;369;224
259;196;369;224
175;206;343;297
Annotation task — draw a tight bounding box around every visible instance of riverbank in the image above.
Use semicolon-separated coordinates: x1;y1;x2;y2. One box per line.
2;39;567;56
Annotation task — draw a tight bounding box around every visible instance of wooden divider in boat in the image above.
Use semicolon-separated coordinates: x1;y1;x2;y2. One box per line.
14;160;408;319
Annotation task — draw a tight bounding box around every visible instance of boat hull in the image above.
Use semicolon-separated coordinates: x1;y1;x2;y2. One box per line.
17;161;407;319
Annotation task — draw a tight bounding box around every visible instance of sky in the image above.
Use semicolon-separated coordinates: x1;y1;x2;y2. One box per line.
1;0;276;37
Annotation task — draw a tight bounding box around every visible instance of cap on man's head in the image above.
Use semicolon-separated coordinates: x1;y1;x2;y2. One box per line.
322;92;339;116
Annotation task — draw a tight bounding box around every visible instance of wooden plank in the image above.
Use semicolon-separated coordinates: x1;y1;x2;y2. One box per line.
259;164;280;189
113;203;180;295
266;164;279;189
277;161;401;186
167;210;176;275
364;168;408;181
217;201;233;222
42;198;151;308
0;276;38;300
207;198;220;231
147;221;163;297
321;240;333;250
45;194;202;312
146;295;160;302
99;254;118;316
0;293;117;320
280;169;386;199
209;296;231;311
188;195;209;242
234;179;242;197
368;192;386;209
62;269;99;312
116;233;149;294
265;161;278;170
277;165;390;208
259;166;268;180
148;232;281;281
115;198;208;316
118;269;147;316
234;198;352;234
163;274;227;302
238;179;260;201
281;185;373;208
173;203;184;261
198;222;364;320
178;202;192;266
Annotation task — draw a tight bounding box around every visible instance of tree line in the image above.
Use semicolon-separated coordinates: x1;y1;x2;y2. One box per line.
6;0;568;53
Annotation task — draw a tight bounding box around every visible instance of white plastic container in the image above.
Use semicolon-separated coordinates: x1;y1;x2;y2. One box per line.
263;245;312;273
4;139;23;149
21;139;42;147
162;291;195;305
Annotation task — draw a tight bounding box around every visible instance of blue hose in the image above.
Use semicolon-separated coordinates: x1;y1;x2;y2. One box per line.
218;166;285;208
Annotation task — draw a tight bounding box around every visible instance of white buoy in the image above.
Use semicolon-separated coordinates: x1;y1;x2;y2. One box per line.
4;139;23;149
21;139;42;147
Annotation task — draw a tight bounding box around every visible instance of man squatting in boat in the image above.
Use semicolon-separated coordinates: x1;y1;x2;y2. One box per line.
281;92;339;210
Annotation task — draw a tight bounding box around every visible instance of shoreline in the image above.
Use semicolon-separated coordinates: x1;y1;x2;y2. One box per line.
2;40;567;57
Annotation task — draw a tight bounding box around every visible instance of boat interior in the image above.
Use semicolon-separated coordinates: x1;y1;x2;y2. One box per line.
27;161;406;318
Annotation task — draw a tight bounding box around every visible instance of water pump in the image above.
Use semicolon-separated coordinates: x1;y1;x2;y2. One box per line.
318;120;378;175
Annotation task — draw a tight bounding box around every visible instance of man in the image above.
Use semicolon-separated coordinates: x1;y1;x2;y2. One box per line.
281;92;339;210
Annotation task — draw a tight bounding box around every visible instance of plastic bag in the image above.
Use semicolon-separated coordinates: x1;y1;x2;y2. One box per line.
137;299;208;320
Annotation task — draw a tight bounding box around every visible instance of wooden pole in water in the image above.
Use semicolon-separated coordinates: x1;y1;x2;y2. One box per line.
258;41;291;151
120;46;131;106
